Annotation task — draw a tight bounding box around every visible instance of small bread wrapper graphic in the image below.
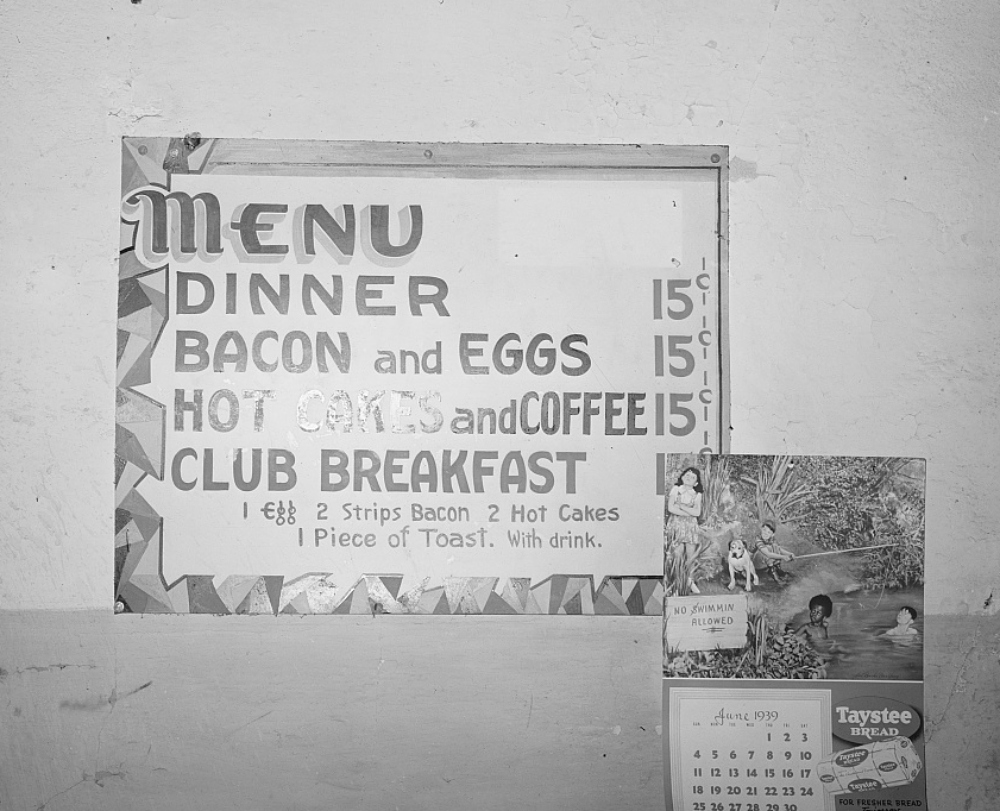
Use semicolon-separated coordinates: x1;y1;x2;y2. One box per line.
817;737;922;794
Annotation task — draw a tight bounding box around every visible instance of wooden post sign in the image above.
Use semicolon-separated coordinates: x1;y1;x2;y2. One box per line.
114;139;729;616
664;594;749;652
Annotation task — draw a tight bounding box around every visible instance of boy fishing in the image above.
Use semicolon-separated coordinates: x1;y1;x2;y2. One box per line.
750;520;795;584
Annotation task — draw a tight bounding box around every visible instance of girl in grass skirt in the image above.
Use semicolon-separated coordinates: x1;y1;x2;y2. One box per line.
664;467;721;595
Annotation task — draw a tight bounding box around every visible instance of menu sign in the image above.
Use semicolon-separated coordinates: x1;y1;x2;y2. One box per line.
114;140;728;616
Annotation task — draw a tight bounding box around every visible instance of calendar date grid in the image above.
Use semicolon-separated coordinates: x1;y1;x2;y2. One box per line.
668;688;833;811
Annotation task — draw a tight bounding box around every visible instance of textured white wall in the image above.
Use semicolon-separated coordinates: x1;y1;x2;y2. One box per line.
3;0;997;613
1;1;998;808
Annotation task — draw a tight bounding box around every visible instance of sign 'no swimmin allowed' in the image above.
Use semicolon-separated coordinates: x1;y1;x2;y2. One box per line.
664;594;748;652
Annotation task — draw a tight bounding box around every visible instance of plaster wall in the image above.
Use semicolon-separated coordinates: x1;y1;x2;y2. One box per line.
1;1;997;808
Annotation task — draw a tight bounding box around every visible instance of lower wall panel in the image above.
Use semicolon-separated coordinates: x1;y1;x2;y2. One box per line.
0;613;995;810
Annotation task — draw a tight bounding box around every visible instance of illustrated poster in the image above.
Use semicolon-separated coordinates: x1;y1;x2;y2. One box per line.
114;139;728;615
662;455;927;811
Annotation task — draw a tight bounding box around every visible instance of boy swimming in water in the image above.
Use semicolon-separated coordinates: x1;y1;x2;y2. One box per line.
882;605;919;638
795;594;833;642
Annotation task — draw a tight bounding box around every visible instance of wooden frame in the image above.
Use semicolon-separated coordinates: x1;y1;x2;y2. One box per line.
115;139;729;615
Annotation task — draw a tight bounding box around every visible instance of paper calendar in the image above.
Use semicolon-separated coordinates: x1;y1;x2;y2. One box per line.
668;687;834;811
